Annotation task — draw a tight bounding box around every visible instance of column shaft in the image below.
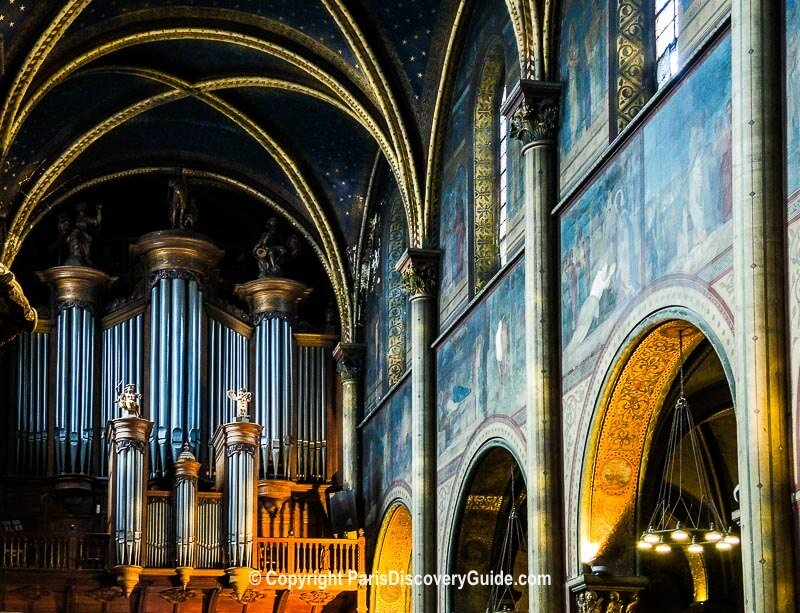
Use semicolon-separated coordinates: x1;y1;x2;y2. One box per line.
334;343;364;492
509;82;564;612
732;0;797;609
397;248;438;612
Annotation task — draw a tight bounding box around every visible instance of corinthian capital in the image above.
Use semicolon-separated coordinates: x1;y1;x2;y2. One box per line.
333;342;366;381
503;80;562;145
395;248;439;299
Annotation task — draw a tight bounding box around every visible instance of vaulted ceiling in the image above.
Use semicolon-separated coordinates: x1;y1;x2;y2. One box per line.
0;0;554;341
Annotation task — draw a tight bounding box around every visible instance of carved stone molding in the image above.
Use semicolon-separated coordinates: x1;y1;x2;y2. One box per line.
568;574;646;613
395;248;439;299
333;342;366;381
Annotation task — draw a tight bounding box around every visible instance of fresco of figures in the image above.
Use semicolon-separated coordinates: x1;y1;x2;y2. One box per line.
436;263;525;465
558;0;608;159
362;381;412;526
560;35;732;364
788;0;800;196
437;0;521;326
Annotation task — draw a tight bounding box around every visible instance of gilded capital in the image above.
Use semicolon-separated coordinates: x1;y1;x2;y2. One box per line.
504;80;562;145
334;342;365;381
37;265;116;309
174;444;201;481
396;248;439;299
130;230;223;280
0;262;36;345
108;416;154;447
234;277;312;317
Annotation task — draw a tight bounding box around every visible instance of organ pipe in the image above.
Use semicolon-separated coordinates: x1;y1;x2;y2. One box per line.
131;231;222;478
107;388;152;598
235;277;311;480
174;444;201;588
213;417;261;600
14;330;49;474
296;340;333;481
101;313;144;475
37;266;114;475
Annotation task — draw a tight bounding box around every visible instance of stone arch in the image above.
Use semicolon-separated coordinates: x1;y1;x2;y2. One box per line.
577;314;742;608
441;425;527;612
369;502;412;613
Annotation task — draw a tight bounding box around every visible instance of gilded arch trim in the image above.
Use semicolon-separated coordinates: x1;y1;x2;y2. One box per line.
370;501;413;613
473;45;505;293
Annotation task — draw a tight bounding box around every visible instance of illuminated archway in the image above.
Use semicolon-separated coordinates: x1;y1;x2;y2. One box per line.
579;318;743;609
370;503;412;613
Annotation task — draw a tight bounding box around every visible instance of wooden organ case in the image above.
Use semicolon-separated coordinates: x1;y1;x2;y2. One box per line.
0;229;365;612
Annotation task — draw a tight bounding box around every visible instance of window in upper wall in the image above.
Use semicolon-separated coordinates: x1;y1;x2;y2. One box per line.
498;85;509;268
655;0;679;86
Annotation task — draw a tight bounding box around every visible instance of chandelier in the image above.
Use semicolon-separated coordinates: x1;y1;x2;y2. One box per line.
637;329;739;555
486;469;525;613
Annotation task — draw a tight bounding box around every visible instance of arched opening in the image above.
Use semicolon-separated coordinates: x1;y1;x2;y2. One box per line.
370;503;412;613
450;446;528;612
580;319;743;611
473;45;505;293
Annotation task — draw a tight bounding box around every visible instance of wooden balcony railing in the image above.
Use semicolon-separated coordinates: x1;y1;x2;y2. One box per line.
0;533;108;570
255;536;365;577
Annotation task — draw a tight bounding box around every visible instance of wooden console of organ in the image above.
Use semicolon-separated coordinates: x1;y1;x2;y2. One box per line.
0;230;365;613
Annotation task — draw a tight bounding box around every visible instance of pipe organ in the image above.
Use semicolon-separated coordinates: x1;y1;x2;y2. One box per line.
6;222;364;607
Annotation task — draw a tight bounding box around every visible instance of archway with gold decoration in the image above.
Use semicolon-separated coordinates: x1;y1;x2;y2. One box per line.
369;502;412;613
579;318;743;610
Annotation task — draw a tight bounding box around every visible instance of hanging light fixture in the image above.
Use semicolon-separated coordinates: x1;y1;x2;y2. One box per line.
636;328;739;555
486;469;525;613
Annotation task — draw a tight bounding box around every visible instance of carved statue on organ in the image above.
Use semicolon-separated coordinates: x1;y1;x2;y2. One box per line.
167;174;199;230
253;217;300;277
57;202;103;266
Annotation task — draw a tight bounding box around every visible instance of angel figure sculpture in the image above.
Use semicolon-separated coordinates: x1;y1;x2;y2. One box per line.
227;389;253;421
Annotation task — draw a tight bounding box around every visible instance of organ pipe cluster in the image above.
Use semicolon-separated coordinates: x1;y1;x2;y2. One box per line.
254;315;294;478
15;331;49;474
148;276;203;477
100;314;144;475
174;444;201;589
107;395;152;597
297;343;329;481
207;318;249;472
213;417;262;600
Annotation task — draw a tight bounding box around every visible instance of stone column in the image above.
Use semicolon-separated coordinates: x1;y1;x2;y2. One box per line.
333;342;364;491
38;265;115;475
235;278;311;479
396;248;438;613
507;81;564;611
731;1;797;609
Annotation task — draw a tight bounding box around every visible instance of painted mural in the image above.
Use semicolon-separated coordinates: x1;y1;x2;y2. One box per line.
440;165;468;302
437;0;521;327
558;0;608;159
436;262;525;466
560;35;732;365
361;380;412;527
788;0;800;195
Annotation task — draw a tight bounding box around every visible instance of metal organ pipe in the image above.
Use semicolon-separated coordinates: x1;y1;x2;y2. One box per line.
148;277;203;477
101;314;144;475
14;332;50;474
